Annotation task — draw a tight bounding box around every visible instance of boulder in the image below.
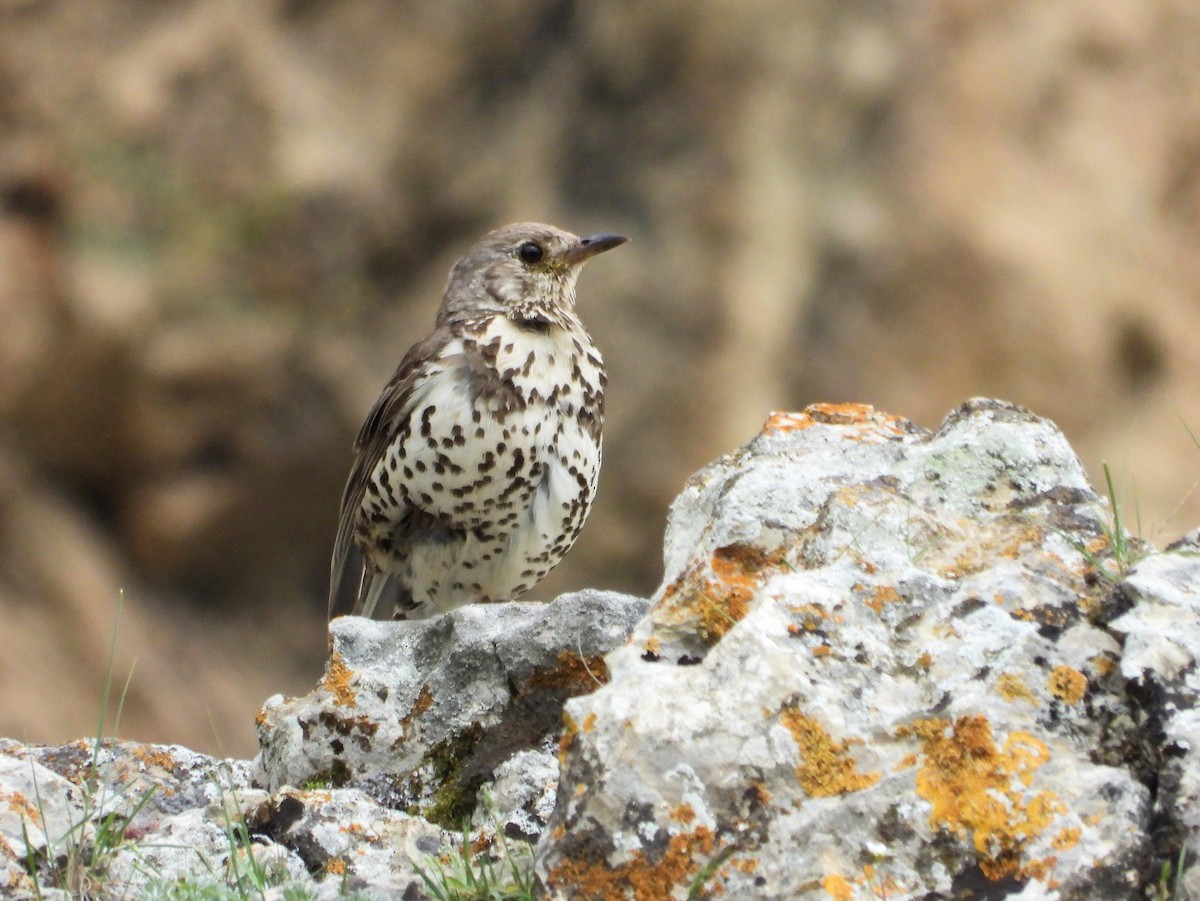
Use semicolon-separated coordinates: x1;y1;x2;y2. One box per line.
4;400;1199;900
253;589;651;837
537;401;1190;899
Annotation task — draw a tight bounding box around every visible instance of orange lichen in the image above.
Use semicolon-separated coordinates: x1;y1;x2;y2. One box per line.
789;603;832;631
812;644;833;657
655;546;776;645
673;802;696;825
546;826;718;901
764;410;818;433
749;781;771;806
326;857;346;876
1090;654;1115;677
764;403;895;434
525;651;610;694
697;584;753;643
583;712;598;733
1001;525;1044;559
781;708;880;798
996;673;1037;704
711;542;779;583
1076;592;1101;616
764;403;910;442
898;716;1063;880
1047;666;1086;704
132;746;178;771
822;872;854;900
927;519;1046;580
399;685;434;737
861;864;907;896
1051;826;1081;850
864;585;902;613
323;653;357;708
644;636;661;656
558;713;579;762
3;789;39;824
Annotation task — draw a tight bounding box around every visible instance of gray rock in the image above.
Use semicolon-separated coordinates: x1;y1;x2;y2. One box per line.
537;401;1166;899
488;749;561;842
1109;530;1200;892
0;739;312;899
253;588;650;833
245;787;452;898
5;400;1200;899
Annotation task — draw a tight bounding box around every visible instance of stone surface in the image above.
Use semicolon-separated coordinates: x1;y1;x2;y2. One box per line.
254;588;650;837
245;787;450;898
1109;530;1200;899
537;401;1192;899
0;739;456;899
3;401;1199;899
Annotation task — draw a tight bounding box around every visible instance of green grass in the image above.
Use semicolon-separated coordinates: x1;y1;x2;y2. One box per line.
1155;846;1188;900
16;594;303;900
1067;461;1152;582
19;591;160;898
415;817;535;901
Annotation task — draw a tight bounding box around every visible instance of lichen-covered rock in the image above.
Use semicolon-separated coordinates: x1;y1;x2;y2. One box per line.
245;787;452;897
5;400;1198;899
1109;530;1200;898
0;739;309;899
253;589;650;834
0;738;460;899
537;401;1171;900
0;750;85;898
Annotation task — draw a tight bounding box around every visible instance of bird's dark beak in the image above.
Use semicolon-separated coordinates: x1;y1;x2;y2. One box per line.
561;232;629;266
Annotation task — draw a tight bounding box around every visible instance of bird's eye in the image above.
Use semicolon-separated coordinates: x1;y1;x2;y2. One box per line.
517;241;544;265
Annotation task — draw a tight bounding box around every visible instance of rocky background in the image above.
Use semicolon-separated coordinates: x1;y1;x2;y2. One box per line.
2;1;1200;759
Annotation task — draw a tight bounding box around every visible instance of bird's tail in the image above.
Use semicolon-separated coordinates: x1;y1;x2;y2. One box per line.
328;543;366;620
358;570;396;620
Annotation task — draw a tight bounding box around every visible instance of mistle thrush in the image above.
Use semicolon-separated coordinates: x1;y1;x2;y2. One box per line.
329;223;627;620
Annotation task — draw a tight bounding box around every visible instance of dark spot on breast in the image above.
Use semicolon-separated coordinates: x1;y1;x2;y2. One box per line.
505;449;526;479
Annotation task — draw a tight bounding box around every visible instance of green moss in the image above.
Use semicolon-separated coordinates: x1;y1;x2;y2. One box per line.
305;759;351;789
421;726;485;829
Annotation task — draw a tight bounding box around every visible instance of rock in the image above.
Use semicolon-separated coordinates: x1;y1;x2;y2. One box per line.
254;589;650;837
537;401;1168;899
0;751;87;862
245;787;451;898
1109;530;1200;892
104;806;309;897
4;400;1200;899
0;738;446;899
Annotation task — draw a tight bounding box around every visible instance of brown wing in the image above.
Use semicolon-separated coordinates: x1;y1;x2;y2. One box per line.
327;331;454;619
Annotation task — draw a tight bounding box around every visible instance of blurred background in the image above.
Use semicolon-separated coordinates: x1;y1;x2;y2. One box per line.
2;1;1199;759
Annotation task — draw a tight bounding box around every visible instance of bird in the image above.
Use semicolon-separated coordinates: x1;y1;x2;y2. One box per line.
329;222;628;621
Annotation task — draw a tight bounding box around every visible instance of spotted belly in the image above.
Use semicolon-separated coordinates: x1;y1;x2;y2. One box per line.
356;363;602;615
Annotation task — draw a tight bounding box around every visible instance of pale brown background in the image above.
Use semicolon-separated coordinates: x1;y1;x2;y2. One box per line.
2;1;1198;758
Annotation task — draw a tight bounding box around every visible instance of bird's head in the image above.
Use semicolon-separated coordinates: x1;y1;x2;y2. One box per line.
437;222;627;327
